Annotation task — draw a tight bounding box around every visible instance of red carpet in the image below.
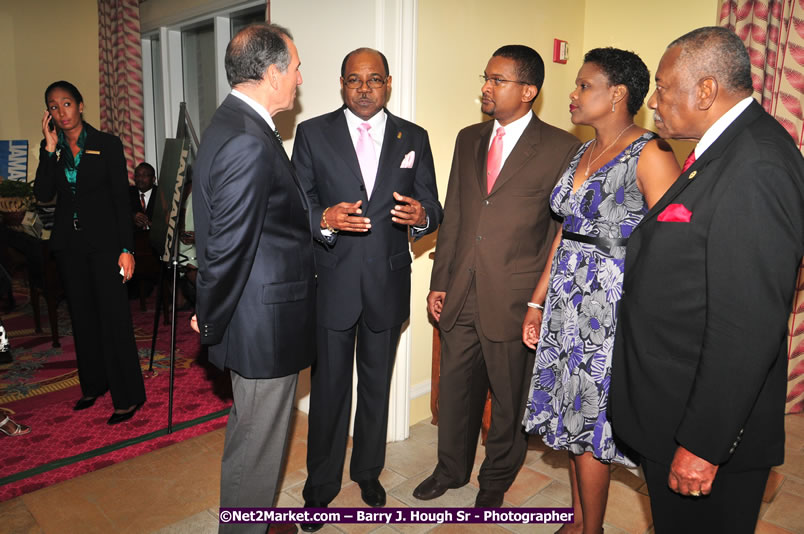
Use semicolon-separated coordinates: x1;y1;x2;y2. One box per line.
0;283;232;502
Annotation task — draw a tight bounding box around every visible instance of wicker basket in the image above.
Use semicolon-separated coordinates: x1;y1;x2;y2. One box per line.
0;197;33;213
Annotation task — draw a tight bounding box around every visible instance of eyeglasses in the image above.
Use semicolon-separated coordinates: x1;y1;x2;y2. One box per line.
344;76;387;89
480;74;528;87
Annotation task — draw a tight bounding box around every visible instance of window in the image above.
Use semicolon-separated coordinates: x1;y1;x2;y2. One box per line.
141;2;265;171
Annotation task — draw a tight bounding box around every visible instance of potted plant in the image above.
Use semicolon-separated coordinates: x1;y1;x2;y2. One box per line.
0;179;35;227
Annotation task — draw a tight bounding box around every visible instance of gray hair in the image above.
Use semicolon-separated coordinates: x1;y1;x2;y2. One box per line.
225;23;293;87
669;26;753;94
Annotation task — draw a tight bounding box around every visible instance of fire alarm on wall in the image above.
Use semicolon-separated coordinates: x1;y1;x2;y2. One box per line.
553;39;569;64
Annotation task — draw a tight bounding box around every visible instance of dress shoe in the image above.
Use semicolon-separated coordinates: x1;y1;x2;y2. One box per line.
413;475;455;500
107;402;144;425
299;501;326;532
474;488;504;508
358;478;386;507
267;523;298;534
73;396;97;411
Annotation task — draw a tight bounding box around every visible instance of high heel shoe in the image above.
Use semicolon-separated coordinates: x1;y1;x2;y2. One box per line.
73;396;97;411
107;402;144;425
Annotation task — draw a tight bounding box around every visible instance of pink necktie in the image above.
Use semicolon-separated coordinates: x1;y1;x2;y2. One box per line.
356;123;377;198
487;126;505;193
682;149;696;172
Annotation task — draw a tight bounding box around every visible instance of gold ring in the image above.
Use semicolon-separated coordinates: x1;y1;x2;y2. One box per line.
689;490;701;497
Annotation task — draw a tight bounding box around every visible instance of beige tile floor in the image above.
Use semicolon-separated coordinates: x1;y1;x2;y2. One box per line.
3;410;803;534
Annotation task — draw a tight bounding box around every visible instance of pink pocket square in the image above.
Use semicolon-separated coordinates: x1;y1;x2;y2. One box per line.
657;203;692;223
400;151;415;168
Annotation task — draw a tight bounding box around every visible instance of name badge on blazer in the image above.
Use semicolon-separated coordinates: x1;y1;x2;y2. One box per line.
85;150;101;155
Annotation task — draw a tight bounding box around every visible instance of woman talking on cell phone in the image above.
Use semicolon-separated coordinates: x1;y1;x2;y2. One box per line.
34;80;146;425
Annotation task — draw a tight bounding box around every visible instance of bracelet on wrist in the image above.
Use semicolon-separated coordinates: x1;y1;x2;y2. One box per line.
321;207;338;234
121;248;134;256
527;301;544;310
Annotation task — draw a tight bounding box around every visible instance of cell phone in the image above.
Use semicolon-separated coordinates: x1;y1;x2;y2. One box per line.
47;115;55;132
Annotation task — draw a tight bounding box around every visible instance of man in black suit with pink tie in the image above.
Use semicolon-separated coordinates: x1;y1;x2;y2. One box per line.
292;48;442;529
611;27;804;533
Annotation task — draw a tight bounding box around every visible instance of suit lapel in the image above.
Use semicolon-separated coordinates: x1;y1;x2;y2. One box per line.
373;111;405;200
490;113;541;195
640;101;764;225
474;121;494;195
323;109;365;192
223;96;309;211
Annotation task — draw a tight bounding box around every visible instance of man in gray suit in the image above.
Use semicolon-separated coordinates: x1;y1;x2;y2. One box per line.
191;23;313;534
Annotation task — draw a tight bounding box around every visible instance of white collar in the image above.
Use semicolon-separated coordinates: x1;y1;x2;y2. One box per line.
344;107;387;134
231;89;277;131
695;97;754;158
493;111;532;139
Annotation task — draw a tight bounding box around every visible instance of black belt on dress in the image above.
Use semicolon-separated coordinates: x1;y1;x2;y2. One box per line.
562;230;627;253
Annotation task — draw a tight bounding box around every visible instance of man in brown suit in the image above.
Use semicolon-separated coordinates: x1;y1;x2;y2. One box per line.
413;45;580;507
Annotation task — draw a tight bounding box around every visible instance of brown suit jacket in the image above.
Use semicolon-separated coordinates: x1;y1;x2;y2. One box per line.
431;113;580;342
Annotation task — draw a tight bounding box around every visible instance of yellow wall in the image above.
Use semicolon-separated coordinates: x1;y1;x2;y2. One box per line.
0;0;100;183
410;0;587;422
409;0;722;424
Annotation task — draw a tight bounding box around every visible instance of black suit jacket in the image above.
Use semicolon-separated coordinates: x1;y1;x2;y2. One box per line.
34;122;133;253
193;94;316;379
129;185;157;221
292;107;442;331
611;101;804;471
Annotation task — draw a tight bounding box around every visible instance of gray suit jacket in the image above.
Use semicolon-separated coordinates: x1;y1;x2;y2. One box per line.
194;94;316;378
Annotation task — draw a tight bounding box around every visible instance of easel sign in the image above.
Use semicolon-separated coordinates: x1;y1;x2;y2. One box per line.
150;136;191;262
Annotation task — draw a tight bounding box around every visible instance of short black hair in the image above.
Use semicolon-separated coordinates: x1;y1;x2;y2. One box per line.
669;26;753;94
341;48;390;78
225;23;293;87
135;162;156;177
492;45;545;93
584;47;650;116
44;81;83;106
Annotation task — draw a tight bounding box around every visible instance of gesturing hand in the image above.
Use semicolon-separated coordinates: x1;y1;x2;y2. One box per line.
391;192;426;226
323;201;371;232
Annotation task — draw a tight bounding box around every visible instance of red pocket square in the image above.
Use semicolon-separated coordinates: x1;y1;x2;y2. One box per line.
657;203;692;223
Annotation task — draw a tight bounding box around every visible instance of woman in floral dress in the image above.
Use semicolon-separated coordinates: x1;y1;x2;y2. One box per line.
522;48;679;534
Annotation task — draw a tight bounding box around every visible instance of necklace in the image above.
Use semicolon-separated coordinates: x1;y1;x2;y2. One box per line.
584;123;634;176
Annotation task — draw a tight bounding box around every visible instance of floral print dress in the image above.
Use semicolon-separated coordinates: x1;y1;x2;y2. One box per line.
522;132;656;466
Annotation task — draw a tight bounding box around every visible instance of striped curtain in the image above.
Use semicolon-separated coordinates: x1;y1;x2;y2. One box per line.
719;0;804;413
98;0;145;183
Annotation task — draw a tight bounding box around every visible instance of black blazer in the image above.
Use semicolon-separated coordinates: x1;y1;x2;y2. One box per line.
34;123;133;253
129;185;157;221
611;101;804;472
292;107;443;331
193;94;316;379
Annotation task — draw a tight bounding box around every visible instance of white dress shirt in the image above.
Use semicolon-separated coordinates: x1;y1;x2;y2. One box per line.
694;97;754;159
231;89;277;131
344;107;387;166
488;111;533;168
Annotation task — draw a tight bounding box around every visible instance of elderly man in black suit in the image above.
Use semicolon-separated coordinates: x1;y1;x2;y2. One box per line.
292;47;441;528
611;26;804;533
190;23;313;534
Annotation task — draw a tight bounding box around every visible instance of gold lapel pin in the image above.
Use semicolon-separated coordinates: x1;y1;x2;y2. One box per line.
397;131;402;139
688;171;697;179
85;150;101;155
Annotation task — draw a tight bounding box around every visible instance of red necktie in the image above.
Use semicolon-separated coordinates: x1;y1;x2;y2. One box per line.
140;192;146;211
487;126;505;194
682;150;696;172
